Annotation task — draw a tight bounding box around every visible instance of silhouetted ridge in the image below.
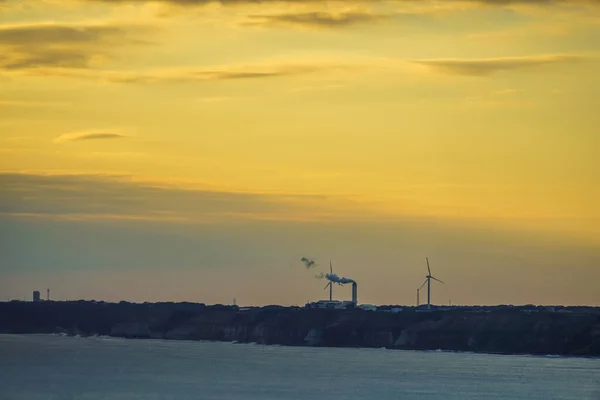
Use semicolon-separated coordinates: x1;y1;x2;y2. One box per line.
0;301;598;356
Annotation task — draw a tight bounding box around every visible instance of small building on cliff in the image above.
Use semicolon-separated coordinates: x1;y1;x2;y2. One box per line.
305;300;355;310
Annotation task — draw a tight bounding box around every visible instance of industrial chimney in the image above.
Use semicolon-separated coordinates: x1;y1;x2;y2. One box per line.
352;282;357;306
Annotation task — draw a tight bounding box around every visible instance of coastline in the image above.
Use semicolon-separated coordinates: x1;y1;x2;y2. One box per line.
4;333;600;360
1;301;599;357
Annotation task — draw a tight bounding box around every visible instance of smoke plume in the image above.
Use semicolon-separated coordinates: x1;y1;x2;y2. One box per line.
300;257;316;269
316;272;355;285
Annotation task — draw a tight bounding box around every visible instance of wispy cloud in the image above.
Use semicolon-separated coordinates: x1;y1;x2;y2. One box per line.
106;62;354;83
74;0;600;6
412;54;585;76
10;60;361;83
54;131;126;143
243;11;390;29
0;172;354;223
0;22;153;71
6;52;590;83
0;23;124;46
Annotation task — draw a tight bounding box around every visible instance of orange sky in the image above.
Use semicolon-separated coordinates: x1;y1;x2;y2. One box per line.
1;0;599;305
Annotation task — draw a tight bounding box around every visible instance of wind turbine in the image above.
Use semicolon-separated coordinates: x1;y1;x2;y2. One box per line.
323;261;333;301
418;257;444;309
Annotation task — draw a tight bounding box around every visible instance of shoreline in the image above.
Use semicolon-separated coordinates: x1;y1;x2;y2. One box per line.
1;301;599;357
4;332;599;360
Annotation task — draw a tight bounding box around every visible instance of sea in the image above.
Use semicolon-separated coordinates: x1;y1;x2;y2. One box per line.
0;334;598;400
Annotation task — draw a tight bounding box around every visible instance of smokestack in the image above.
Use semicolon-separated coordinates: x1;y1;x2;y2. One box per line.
352;282;357;305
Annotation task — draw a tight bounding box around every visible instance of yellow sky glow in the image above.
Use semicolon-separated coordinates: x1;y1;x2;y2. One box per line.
1;0;599;304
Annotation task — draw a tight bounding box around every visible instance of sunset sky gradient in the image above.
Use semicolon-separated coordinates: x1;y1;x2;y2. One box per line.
1;0;599;305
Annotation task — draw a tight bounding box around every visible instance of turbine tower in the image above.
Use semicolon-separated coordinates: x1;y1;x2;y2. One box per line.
323;261;333;301
418;257;444;309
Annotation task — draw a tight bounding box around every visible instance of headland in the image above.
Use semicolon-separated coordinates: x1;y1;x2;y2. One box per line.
1;301;599;356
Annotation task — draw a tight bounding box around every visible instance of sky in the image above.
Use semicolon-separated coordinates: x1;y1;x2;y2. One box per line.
1;0;599;306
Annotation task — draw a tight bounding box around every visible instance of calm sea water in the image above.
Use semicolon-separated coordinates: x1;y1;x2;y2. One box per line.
0;334;598;400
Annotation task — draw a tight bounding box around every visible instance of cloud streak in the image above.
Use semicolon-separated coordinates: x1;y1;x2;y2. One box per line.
54;131;126;143
0;172;351;223
10;60;360;83
244;11;390;29
412;54;585;76
0;23;125;46
0;22;152;71
6;52;589;83
75;0;600;5
106;64;328;83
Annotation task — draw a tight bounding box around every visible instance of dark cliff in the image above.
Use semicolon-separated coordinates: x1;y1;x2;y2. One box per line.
1;301;599;356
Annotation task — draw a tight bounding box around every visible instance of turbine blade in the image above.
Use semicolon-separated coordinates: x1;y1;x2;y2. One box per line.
426;257;431;276
431;276;444;284
330;261;332;274
419;279;428;290
324;282;331;291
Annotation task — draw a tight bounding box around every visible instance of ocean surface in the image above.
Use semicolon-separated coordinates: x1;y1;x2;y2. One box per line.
0;335;598;400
